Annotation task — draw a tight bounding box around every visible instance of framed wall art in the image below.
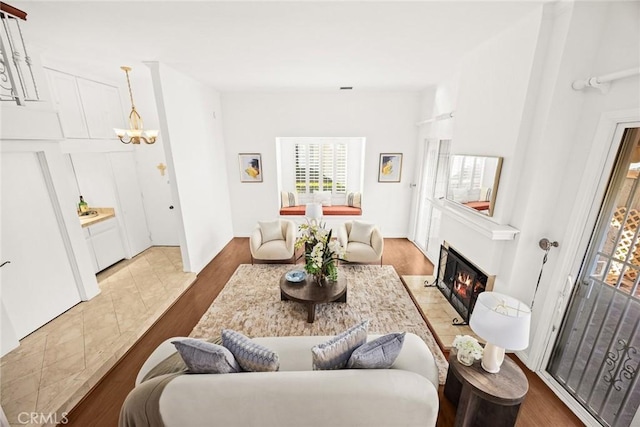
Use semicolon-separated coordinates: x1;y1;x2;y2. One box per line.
239;153;263;182
378;153;402;182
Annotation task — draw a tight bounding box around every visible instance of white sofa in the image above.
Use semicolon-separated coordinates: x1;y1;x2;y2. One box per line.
121;333;440;427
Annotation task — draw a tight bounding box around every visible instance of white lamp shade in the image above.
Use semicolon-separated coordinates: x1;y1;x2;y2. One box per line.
470;291;531;351
305;203;323;219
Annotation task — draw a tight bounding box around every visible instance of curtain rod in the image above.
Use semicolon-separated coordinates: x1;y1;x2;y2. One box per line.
416;111;455;127
572;67;640;93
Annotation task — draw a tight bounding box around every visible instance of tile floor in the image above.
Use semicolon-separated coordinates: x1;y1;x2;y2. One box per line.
0;247;195;427
402;275;482;348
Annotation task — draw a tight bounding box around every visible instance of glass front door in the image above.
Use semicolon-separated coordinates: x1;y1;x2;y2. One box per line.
548;128;640;427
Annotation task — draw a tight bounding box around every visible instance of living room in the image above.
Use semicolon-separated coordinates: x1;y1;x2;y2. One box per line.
1;1;639;426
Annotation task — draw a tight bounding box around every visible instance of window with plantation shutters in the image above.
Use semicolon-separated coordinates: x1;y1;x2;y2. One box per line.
294;140;348;196
278;136;363;207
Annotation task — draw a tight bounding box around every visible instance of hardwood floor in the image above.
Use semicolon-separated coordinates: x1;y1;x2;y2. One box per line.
63;238;583;427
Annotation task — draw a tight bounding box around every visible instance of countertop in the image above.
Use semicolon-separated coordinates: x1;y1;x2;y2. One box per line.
79;207;115;228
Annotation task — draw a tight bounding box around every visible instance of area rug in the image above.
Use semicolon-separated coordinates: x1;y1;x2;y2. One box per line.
191;264;448;384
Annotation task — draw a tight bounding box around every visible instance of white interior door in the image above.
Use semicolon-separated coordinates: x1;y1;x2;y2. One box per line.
413;140;433;252
1;152;80;339
109;152;152;256
136;151;179;246
148;181;179;246
412;139;450;262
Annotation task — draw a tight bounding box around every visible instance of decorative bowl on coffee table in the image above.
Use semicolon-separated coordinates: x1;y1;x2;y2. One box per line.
285;270;307;283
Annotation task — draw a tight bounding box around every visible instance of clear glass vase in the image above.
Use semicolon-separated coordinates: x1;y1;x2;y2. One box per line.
456;350;475;367
313;273;327;286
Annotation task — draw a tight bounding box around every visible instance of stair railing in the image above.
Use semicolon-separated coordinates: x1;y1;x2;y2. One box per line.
0;3;39;105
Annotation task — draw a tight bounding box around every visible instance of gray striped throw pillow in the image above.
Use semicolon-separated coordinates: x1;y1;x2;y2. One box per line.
222;329;280;372
311;320;369;370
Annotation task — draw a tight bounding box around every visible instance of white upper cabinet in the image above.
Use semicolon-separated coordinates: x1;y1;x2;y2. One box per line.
46;69;89;138
45;68;125;139
77;78;125;139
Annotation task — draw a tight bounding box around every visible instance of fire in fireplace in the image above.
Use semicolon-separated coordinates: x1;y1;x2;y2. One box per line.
453;272;486;299
436;245;492;325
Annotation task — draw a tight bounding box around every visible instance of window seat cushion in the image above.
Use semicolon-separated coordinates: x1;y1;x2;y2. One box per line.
279;206;362;216
463;201;490;211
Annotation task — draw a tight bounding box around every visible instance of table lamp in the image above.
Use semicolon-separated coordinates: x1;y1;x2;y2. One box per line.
469;291;531;373
305;203;323;225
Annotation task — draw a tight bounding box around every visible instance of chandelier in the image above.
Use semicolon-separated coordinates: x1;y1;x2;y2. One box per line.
114;66;159;144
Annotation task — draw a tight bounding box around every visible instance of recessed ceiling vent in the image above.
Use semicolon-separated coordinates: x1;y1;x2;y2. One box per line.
339;86;353;90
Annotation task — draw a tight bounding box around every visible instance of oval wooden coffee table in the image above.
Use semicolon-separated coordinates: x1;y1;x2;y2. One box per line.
280;273;347;323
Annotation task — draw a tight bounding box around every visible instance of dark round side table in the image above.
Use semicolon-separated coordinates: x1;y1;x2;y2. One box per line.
280;273;347;323
444;351;529;427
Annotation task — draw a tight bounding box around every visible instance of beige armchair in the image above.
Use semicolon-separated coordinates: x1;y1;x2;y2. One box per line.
250;219;296;263
337;221;384;265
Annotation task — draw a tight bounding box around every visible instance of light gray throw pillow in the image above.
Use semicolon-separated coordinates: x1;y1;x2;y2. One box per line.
312;320;369;370
258;220;284;243
222;329;280;372
349;221;375;244
172;338;240;374
347;332;406;369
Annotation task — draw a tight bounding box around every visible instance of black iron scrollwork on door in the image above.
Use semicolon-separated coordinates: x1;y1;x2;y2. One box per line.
603;338;638;391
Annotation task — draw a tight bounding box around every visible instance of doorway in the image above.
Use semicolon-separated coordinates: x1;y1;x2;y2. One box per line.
548;127;640;427
412;139;450;262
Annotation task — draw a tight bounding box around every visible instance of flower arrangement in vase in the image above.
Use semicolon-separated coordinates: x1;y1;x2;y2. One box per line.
451;335;484;366
295;222;345;285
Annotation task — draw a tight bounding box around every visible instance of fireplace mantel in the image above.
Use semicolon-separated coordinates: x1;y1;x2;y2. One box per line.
440;200;520;241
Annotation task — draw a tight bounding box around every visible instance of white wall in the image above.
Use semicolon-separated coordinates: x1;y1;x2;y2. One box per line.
430;6;545;281
451;7;544;227
424;1;640;374
148;62;234;273
510;1;640;365
41;57;180;247
222;91;420;237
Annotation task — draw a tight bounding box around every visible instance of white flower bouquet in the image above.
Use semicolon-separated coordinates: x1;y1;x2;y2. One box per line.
295;222;345;283
451;335;483;365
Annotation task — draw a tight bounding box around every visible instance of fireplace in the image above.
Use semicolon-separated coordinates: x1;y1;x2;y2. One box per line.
436;245;493;325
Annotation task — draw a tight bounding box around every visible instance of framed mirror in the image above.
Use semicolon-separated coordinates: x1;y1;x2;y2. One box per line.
445;155;503;217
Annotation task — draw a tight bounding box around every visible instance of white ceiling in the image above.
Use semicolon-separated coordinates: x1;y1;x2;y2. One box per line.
16;1;543;91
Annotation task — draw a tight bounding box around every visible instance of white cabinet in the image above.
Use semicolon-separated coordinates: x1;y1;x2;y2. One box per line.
45;68;125;139
82;227;99;273
70;152;152;258
84;218;125;273
46;69;89;138
77;78;125;138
